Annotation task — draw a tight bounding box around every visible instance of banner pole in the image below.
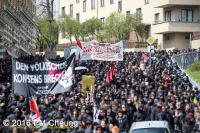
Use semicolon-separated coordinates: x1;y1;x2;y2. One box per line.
91;85;96;122
92;91;96;122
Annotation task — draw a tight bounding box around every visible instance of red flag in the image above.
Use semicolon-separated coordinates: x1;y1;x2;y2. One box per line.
109;70;113;81
106;72;110;83
141;53;149;61
109;63;115;81
76;40;82;49
29;97;40;119
26;89;40;120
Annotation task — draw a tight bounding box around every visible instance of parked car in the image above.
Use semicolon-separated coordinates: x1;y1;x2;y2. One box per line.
129;121;171;133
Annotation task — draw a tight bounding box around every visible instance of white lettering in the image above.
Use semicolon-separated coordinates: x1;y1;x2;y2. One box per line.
16;62;29;71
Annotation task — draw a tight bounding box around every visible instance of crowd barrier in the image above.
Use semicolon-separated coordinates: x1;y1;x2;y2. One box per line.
171;51;200;88
172;51;200;68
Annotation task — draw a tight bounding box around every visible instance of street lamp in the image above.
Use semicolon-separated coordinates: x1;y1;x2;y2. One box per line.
46;0;55;51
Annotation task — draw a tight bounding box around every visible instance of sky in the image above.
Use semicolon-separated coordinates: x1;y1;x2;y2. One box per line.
53;0;59;19
36;0;59;19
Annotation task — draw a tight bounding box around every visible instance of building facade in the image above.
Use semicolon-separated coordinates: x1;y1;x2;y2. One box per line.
0;0;37;58
58;0;200;50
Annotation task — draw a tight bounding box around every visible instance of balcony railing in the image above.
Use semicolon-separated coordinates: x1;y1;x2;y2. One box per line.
153;17;200;25
154;0;200;8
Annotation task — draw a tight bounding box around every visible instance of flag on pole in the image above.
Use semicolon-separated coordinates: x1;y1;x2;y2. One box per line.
141;53;150;61
106;71;111;83
49;53;75;94
109;70;113;81
106;63;115;83
76;40;82;49
76;40;82;62
26;88;40;120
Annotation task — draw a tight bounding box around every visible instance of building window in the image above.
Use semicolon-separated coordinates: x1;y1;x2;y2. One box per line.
165;10;171;22
110;0;114;4
136;8;142;20
101;17;105;23
100;0;105;7
182;9;193;22
91;0;96;10
144;0;149;5
76;13;80;22
83;0;86;12
61;6;65;16
118;1;122;12
76;0;80;3
126;11;130;17
154;13;160;23
70;4;73;17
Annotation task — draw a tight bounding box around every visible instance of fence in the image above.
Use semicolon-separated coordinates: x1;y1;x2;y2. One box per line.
171;51;200;88
172;51;200;68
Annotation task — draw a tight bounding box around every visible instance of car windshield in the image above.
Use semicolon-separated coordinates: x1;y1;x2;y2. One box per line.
132;128;169;133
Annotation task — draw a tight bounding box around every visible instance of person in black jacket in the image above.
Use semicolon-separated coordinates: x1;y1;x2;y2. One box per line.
182;115;195;133
116;111;129;133
133;106;145;122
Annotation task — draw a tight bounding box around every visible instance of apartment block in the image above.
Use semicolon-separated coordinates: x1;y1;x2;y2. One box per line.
59;0;200;50
0;0;37;58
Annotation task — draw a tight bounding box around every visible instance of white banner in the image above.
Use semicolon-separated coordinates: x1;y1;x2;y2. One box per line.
80;41;124;61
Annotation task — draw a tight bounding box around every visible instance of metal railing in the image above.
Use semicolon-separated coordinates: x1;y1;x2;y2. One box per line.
171;51;200;88
153;17;200;25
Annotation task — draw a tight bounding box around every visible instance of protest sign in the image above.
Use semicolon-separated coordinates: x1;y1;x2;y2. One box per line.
81;75;95;93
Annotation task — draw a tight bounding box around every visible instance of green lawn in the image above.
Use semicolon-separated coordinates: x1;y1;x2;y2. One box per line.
184;68;200;84
184;61;200;84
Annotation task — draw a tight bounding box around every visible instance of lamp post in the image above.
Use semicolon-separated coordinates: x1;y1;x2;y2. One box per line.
46;0;54;51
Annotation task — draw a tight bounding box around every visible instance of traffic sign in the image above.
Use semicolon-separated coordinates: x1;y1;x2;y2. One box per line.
147;36;155;45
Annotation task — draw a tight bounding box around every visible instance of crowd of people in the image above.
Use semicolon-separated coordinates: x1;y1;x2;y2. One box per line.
0;49;200;133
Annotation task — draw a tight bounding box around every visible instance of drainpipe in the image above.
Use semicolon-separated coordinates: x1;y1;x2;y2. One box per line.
189;32;192;49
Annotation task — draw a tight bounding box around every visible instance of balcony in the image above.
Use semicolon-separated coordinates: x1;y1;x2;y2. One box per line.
154;0;200;8
152;18;200;34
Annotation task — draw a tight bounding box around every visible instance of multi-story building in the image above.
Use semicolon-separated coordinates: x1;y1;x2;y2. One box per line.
58;0;200;50
0;0;37;58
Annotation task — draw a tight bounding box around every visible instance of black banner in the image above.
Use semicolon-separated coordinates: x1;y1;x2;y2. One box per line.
12;54;75;96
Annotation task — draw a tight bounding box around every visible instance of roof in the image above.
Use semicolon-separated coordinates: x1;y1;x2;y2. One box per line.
130;121;169;130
